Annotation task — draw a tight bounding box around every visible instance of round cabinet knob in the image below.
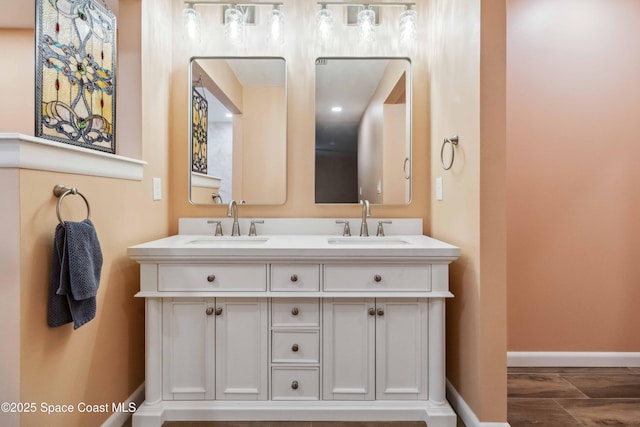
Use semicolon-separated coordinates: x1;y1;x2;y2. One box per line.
368;308;376;316
290;274;298;282
215;307;223;316
206;307;214;316
207;274;216;283
374;274;382;282
291;344;299;352
291;307;299;316
291;380;299;390
377;308;385;316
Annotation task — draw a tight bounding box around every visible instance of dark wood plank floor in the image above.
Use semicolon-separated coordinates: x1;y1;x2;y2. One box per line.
508;367;640;426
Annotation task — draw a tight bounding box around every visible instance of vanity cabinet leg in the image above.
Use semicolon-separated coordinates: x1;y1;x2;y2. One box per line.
146;298;163;405
429;298;446;405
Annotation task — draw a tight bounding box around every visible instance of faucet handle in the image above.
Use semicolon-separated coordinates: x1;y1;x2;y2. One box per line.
336;220;351;237
207;220;224;236
376;220;392;237
249;220;264;237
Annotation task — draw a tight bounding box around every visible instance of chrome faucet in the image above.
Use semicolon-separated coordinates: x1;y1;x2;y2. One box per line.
360;199;371;237
227;200;240;236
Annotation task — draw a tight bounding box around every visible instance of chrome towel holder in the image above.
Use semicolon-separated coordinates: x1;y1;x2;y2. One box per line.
53;184;91;226
440;135;459;170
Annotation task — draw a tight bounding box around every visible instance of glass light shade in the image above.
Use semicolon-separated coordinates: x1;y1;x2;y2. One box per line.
183;6;201;43
357;7;376;42
269;7;284;45
225;6;245;44
399;8;417;43
316;6;334;40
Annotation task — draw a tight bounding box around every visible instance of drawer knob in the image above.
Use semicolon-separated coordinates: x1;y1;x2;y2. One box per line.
290;274;298;282
206;307;214;316
291;380;299;390
291;344;299;352
291;307;299;316
374;274;382;282
207;274;216;283
377;308;384;316
368;308;376;316
215;307;223;316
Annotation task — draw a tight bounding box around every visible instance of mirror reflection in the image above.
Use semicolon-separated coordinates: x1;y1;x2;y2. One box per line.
189;57;287;205
315;58;411;204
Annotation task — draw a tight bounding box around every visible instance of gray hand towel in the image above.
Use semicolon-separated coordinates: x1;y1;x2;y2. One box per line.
47;219;103;329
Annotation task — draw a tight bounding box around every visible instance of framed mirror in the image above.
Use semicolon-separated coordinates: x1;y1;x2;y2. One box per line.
189;57;287;205
315;57;411;205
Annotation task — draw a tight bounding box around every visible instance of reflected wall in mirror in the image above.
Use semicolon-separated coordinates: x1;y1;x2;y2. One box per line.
315;58;411;205
189;57;287;205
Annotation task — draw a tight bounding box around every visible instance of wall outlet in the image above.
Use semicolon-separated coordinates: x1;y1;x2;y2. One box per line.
436;177;443;201
153;177;162;201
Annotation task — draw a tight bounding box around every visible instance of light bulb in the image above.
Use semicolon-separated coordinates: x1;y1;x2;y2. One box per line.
183;5;201;43
399;7;417;44
269;5;284;45
357;6;375;42
316;5;334;41
225;6;245;45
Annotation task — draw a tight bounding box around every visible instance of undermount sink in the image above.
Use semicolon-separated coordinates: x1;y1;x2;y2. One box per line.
185;237;269;245
327;237;409;245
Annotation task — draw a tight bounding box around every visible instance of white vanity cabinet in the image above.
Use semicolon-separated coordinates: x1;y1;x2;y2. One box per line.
161;297;268;402
129;228;460;427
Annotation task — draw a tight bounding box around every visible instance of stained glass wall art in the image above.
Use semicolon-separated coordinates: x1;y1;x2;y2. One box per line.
36;0;117;153
192;87;208;174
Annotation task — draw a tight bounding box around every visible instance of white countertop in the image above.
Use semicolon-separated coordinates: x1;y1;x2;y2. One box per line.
127;233;461;262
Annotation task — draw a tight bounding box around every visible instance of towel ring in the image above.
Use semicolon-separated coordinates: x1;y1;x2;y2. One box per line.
403;157;411;180
441;135;459;170
53;184;91;226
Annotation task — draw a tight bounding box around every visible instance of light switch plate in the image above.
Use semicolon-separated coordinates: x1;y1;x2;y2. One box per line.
436;177;443;201
153;177;162;200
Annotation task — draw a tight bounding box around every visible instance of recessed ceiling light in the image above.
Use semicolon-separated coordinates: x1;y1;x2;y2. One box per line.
331;106;342;112
225;113;232;118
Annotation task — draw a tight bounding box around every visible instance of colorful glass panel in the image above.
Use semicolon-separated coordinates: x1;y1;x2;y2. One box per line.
192;87;208;174
35;0;117;153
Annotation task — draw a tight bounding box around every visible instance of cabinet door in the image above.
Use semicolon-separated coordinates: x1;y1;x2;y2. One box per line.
162;298;215;400
375;298;428;400
322;298;375;400
215;298;268;400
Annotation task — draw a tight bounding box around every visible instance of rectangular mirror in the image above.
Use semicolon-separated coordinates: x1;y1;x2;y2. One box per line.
315;57;411;205
189;57;287;205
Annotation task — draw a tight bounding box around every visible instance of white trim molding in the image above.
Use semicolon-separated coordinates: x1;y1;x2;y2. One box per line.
0;133;146;180
446;380;511;427
507;352;640;367
191;172;222;189
100;383;145;427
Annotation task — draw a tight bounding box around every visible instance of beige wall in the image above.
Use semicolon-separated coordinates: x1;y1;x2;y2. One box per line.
430;0;507;422
507;0;640;351
0;0;173;424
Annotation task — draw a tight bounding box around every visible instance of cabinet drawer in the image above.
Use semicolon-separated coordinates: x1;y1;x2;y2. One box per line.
272;330;319;364
324;264;431;292
271;264;320;291
271;299;320;328
271;367;319;400
158;264;267;291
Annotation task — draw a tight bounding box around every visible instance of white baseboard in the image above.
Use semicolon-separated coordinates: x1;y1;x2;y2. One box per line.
507;352;640;367
101;383;145;427
446;379;510;427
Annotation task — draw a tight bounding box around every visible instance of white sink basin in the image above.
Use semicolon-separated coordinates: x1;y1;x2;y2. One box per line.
327;237;409;245
185;237;269;245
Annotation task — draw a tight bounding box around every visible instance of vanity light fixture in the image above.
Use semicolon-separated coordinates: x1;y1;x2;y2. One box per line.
399;5;417;43
357;5;376;42
315;2;416;43
316;3;334;41
183;3;202;43
182;1;284;45
269;4;284;45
